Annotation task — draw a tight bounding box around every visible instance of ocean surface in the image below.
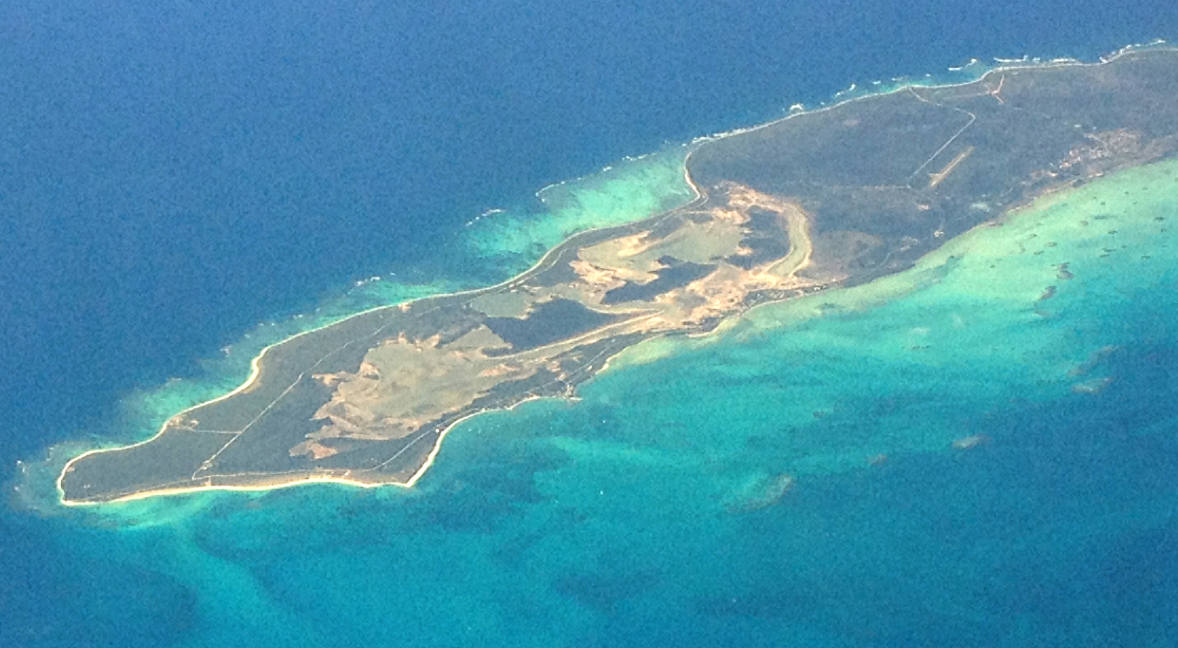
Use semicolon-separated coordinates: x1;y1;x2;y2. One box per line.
3;2;1178;646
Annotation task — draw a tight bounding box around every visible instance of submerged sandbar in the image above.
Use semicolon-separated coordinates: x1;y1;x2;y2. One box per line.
60;48;1178;504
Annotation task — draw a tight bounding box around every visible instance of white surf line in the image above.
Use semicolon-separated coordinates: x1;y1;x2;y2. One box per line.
935;73;1011;103
191;370;309;479
61;44;1178;504
378;175;705;322
57;305;407;498
193;308;660;482
696;45;1176;162
576;340;642;376
366;314;661;476
369;426;438;473
373;389;560;486
190;314;403;479
370;396;567;478
363;182;929;483
82;472;399;506
71;185;699;494
60;162;702;497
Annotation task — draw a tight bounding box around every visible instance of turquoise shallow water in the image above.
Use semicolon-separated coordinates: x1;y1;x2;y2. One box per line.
20;153;1178;647
5;4;1178;645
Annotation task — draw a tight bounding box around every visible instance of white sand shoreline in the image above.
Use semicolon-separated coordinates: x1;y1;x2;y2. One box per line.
56;41;1176;507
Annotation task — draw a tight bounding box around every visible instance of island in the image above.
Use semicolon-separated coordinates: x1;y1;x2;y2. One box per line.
59;47;1178;504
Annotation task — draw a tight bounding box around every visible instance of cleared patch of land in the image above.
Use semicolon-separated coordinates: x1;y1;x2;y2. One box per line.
60;48;1178;504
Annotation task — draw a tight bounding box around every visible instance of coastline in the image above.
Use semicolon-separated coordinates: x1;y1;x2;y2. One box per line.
55;41;1177;507
59;392;554;506
55;157;710;506
690;40;1172;149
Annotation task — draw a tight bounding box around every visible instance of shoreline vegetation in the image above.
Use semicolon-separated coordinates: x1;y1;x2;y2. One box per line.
57;43;1178;506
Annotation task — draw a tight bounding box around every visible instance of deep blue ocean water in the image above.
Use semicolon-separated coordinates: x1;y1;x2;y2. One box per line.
3;2;1178;646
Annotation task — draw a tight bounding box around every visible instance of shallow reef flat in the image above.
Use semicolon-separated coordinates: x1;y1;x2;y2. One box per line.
59;48;1178;504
